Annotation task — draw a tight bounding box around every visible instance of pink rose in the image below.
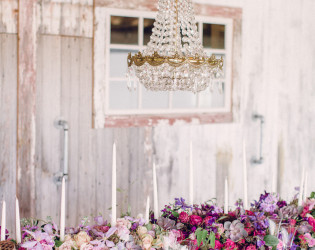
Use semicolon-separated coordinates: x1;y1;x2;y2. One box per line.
224;239;238;250
189;215;203;226
116;218;131;229
289;219;296;226
179;212;190;223
246;244;256;250
215;240;223;249
301;205;310;217
308;217;315;231
304;233;315;247
203;216;213;226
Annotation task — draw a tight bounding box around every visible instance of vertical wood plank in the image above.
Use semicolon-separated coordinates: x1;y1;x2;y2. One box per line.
0;34;17;236
35;35;61;222
60;36;80;225
17;0;37;217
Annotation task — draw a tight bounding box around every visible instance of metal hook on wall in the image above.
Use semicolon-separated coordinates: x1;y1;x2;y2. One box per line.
251;113;264;164
54;118;69;184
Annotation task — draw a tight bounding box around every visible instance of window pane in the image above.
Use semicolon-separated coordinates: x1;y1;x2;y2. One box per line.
199;82;225;108
141;86;169;109
143;18;154;45
109;81;138;110
111;16;138;45
203;23;225;49
110;49;137;78
172;91;197;109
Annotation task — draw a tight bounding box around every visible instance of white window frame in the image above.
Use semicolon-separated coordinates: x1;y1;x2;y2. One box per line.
104;8;233;116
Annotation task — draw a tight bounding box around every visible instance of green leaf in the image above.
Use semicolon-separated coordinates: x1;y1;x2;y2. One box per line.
196;228;203;247
264;235;279;247
310;191;315;199
210;232;215;248
217;216;228;221
55;240;63;247
172;211;179;218
201;230;208;242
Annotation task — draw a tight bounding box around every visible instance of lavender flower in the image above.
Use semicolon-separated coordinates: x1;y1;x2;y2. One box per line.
175;198;193;210
259;193;279;213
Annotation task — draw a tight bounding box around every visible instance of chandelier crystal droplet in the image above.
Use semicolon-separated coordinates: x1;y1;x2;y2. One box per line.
127;0;224;93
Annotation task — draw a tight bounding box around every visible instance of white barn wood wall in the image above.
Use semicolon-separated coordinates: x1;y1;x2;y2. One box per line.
0;0;315;232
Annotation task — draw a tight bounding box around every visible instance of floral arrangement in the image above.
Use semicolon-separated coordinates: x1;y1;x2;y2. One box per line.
2;191;315;249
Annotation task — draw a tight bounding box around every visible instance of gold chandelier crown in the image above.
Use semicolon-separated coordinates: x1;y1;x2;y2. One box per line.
127;0;224;92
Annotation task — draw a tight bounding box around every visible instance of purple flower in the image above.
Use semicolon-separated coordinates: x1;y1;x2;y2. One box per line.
259;193;279;213
94;216;107;226
257;239;265;248
175;198;193;210
277;200;287;208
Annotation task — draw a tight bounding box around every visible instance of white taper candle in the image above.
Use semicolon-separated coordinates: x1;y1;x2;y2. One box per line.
243;141;248;210
1;201;6;241
224;178;229;214
303;171;308;201
60;177;66;241
189;141;194;205
111;143;117;227
145;196;150;223
16;197;21;243
153;162;159;218
298;167;305;206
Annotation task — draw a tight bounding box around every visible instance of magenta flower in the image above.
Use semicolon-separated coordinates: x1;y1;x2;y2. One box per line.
189;215;202;226
178;212;189;223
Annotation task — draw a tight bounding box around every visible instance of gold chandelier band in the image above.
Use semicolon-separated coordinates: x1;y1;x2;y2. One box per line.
127;52;224;69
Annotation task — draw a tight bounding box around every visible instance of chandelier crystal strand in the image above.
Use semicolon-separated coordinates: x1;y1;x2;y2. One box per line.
127;0;224;92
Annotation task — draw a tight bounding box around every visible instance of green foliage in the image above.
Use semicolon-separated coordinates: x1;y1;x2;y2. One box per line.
172;211;179;218
209;231;215;248
196;228;215;247
310;191;315;199
264;235;279;247
55;240;63;247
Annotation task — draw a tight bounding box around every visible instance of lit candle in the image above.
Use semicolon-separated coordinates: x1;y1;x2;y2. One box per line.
111;143;117;227
60;177;66;241
224;177;229;214
145;196;150;223
303;171;308;201
298;167;305;206
16;197;21;243
189;141;194;205
1;201;6;241
243;141;248;210
153;162;159;218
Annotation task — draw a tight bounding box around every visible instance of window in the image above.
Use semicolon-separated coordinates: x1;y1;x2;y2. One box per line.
93;6;240;127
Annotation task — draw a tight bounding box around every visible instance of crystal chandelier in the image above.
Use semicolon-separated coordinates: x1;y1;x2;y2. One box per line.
127;0;224;93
